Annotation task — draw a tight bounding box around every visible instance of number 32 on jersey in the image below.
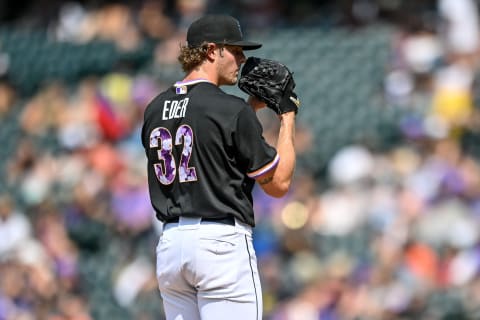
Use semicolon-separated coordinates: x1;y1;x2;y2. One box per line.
149;125;197;185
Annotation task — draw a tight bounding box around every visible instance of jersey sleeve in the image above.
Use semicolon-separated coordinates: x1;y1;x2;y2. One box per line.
233;106;279;178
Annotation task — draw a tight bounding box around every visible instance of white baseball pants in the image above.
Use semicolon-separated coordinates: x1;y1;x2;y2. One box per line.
156;217;262;320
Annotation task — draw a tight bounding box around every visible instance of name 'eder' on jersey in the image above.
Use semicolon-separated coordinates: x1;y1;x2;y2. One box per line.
163;98;189;120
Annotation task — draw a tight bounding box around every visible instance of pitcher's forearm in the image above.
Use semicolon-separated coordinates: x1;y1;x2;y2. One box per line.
273;112;296;194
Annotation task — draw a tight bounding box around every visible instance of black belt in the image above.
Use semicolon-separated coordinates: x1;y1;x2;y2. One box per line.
164;216;235;226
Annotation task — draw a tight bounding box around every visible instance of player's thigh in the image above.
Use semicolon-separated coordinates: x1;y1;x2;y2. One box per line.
160;288;201;320
156;229;201;320
156;228;181;291
199;298;261;320
196;231;262;319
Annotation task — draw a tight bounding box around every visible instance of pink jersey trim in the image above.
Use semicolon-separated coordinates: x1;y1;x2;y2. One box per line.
247;154;280;179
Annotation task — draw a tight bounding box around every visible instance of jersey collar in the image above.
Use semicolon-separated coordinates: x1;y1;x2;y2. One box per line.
174;79;212;87
174;79;212;94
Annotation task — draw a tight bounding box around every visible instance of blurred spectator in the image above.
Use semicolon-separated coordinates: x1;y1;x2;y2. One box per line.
385;19;442;109
0;76;16;118
56;78;101;150
437;0;480;58
0;195;32;260
34;204;80;290
58;3;142;51
20;82;67;137
52;293;93;320
110;167;153;235
175;0;208;30
137;0;176;41
153;32;185;67
430;56;475;135
113;256;155;308
54;2;90;43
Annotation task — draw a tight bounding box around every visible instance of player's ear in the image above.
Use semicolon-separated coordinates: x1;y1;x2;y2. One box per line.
206;43;217;61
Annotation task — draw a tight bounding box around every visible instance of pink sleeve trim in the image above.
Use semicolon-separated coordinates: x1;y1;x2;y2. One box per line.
247;154;280;178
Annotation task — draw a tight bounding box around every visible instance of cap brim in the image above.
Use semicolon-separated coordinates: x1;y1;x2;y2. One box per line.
227;40;262;50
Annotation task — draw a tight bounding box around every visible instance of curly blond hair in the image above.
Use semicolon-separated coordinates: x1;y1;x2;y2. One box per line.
178;42;210;73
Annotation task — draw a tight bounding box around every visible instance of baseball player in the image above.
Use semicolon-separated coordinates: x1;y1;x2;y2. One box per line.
141;14;299;320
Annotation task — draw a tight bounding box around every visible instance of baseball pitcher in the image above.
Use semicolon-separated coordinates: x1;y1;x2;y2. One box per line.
141;14;299;320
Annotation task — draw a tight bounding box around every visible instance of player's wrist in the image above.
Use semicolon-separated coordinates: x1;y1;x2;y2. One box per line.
247;96;266;112
279;111;296;121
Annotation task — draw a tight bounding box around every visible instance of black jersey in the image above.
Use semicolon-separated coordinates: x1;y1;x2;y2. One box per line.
141;80;278;226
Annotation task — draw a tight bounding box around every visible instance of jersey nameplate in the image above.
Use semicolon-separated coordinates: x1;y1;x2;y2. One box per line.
162;98;189;120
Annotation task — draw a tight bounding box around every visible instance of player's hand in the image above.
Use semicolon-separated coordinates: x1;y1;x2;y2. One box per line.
239;57;299;115
247;96;266;112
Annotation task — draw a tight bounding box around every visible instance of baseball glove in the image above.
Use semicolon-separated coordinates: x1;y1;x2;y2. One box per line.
238;57;300;115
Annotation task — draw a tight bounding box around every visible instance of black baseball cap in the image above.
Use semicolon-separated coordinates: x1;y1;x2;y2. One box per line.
186;15;262;50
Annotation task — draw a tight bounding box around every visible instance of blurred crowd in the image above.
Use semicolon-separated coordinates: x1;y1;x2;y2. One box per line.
1;0;480;319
